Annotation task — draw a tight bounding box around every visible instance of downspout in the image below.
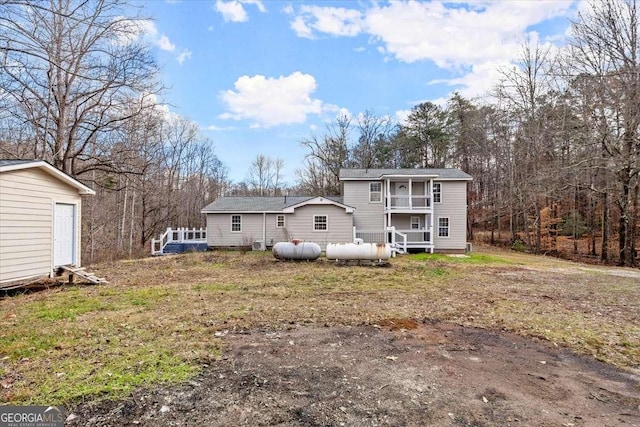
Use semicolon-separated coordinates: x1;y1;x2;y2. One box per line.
263;212;267;245
430;178;435;253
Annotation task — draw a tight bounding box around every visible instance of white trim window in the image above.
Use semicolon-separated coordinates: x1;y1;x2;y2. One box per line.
433;182;442;204
313;215;328;231
276;214;285;228
410;216;420;230
438;217;450;238
369;182;382;203
231;214;242;232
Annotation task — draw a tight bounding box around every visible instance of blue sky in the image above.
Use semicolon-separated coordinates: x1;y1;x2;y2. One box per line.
137;0;581;184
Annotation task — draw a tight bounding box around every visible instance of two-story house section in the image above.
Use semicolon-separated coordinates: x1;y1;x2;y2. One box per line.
339;168;473;254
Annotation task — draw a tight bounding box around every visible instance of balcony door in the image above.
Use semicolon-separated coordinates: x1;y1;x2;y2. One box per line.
395;183;409;207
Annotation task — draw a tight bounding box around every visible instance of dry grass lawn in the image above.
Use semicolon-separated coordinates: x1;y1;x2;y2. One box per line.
1;246;639;405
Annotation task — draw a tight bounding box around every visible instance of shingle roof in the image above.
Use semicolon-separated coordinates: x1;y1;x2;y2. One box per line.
0;159;39;168
339;168;472;180
202;196;345;212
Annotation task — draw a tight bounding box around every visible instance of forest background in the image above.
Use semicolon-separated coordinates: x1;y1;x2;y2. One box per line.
0;0;638;266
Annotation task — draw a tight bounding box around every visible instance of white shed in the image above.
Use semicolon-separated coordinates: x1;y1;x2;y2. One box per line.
0;160;95;286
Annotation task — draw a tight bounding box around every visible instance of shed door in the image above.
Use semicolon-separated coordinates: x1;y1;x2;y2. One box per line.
54;203;76;266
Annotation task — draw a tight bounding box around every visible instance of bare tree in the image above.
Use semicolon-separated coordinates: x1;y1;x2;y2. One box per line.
298;114;352;195
352;110;396;168
245;154;285;196
0;0;160;176
564;0;640;266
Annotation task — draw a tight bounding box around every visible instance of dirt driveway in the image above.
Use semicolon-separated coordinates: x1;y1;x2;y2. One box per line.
69;319;640;426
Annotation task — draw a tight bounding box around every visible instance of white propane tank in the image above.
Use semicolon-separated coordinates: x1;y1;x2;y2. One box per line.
325;242;392;261
272;240;321;261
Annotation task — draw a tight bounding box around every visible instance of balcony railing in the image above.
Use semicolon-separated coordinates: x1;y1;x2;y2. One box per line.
387;195;431;209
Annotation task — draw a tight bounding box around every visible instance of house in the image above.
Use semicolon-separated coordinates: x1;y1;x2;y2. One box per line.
202;168;472;254
201;196;354;250
0;160;95;286
341;168;472;253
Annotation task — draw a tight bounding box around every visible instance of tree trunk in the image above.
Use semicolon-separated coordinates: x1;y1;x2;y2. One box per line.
601;192;609;262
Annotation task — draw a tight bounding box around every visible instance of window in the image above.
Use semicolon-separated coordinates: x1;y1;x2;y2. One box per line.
313;215;328;231
433;182;442;203
411;216;420;230
438;217;450;238
231;215;242;232
369;182;382;202
276;215;285;228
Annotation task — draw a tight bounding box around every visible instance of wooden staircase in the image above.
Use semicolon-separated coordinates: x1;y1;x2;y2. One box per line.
57;265;108;285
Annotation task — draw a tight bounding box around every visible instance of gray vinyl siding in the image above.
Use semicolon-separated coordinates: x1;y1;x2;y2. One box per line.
389;214;429;230
206;213;265;246
0;168;82;284
433;181;468;251
265;214;289;246
284;205;352;250
206;206;352;250
343;181;384;230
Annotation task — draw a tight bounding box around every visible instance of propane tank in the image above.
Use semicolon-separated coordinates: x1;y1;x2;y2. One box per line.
325;242;392;261
272;240;321;261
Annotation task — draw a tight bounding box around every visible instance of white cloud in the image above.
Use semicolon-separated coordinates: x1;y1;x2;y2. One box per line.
242;0;266;13
291;5;363;38
282;4;294;15
288;1;576;100
219;72;327;128
215;0;247;22
395;109;411;125
158;35;175;51
207;124;236;131
215;0;266;23
291;16;314;39
114;18;191;64
176;49;192;65
364;1;572;68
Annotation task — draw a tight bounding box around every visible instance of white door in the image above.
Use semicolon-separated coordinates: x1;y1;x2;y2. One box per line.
54;203;76;266
395;183;409;207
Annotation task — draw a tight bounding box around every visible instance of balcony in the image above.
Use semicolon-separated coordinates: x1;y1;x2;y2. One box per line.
386;195;432;211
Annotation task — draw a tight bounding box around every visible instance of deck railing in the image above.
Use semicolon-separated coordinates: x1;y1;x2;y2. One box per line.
151;227;207;255
353;226;433;254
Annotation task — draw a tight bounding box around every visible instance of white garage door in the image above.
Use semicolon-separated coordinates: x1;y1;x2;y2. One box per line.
54;203;76;266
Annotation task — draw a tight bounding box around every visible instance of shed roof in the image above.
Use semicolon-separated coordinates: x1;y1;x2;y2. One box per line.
0;159;96;195
201;196;349;213
339;168;472;180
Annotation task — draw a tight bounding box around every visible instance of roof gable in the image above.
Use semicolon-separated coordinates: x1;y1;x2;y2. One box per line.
0;160;96;195
282;196;354;213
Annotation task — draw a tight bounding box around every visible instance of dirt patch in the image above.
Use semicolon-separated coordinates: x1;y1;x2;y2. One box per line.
377;318;420;330
68;321;640;426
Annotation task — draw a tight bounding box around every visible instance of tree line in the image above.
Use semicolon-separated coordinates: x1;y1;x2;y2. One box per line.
293;0;640;266
0;0;638;266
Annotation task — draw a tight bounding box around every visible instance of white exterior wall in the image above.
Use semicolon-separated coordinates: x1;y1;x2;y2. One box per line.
343;180;384;230
0;168;82;284
433;181;468;251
